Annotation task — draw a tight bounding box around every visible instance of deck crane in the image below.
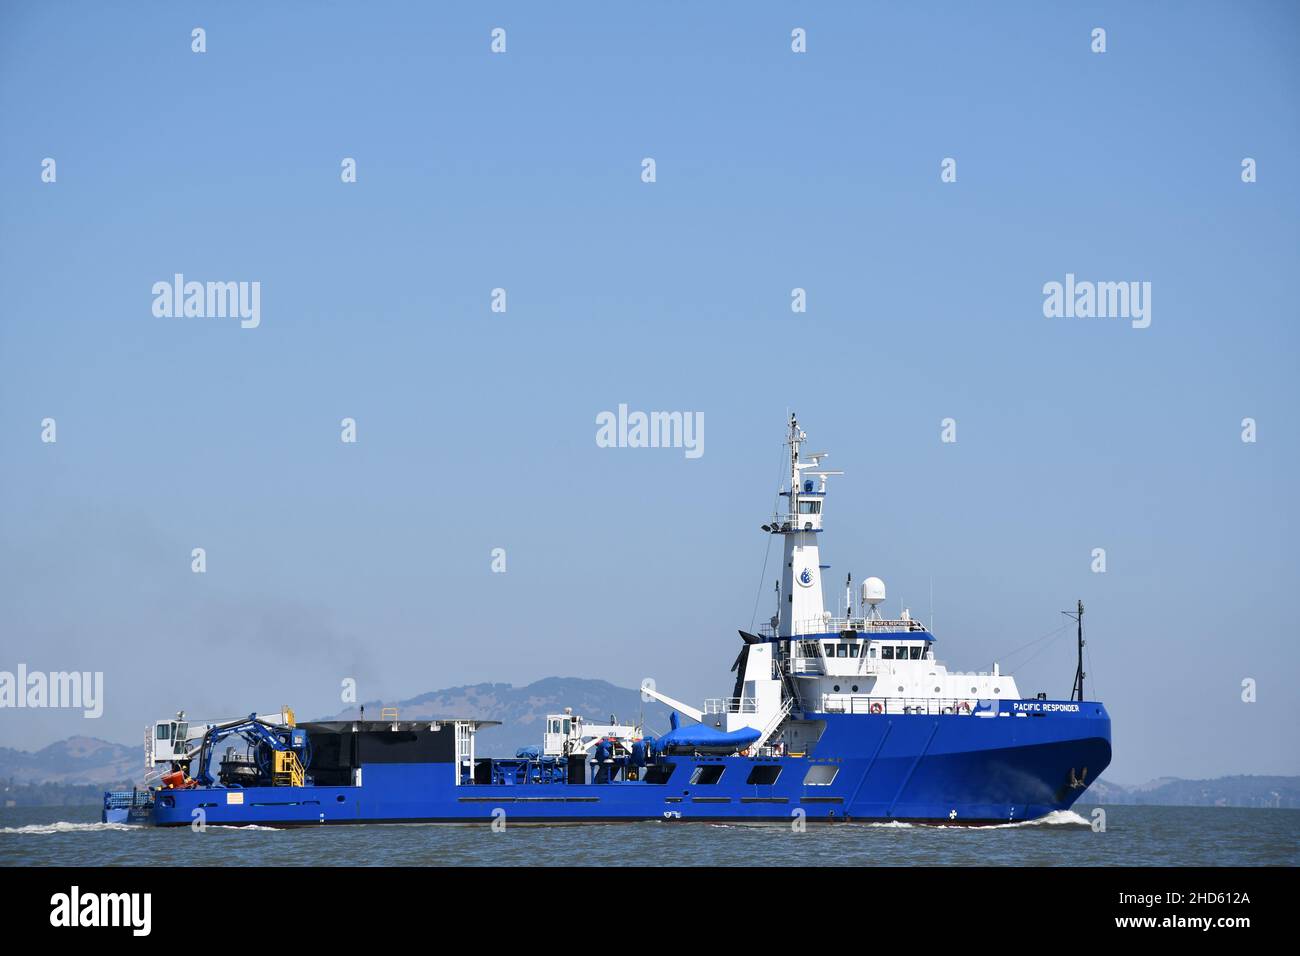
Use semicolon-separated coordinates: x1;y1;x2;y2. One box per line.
187;713;312;788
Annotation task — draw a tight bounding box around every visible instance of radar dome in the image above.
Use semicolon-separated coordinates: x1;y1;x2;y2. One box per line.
861;576;886;607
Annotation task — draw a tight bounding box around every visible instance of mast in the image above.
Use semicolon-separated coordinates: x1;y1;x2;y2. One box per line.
788;412;802;519
1065;599;1085;701
764;414;839;637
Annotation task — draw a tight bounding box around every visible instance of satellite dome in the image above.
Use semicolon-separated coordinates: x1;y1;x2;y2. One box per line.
861;576;886;607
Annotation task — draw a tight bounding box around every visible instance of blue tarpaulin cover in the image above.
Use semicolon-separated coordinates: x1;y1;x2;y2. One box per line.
654;711;760;752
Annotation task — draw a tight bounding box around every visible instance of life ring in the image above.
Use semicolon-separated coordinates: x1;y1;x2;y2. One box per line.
958;700;971;714
870;702;883;714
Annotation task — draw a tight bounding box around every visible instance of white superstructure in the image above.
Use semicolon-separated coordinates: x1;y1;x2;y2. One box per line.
642;415;1022;750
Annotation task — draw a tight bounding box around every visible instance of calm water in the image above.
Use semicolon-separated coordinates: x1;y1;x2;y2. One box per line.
1;805;1295;867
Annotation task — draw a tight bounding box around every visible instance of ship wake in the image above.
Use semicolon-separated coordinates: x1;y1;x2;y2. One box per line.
987;809;1092;828
947;809;1092;829
1;821;139;835
852;809;1092;830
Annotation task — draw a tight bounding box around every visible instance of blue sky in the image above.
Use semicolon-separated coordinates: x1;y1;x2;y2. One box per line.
0;1;1297;783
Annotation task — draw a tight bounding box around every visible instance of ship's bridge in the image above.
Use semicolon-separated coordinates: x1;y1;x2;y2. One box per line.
776;613;1021;712
780;617;936;678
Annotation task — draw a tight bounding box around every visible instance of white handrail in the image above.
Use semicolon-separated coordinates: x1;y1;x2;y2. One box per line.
750;697;795;752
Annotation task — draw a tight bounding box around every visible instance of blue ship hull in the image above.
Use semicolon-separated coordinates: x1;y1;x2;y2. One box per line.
134;702;1110;827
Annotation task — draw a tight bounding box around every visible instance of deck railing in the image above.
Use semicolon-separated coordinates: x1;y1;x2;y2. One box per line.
760;616;931;639
103;790;153;809
703;697;758;715
818;695;993;716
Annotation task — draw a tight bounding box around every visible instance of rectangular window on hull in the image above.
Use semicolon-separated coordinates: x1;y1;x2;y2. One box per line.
643;764;676;785
746;765;782;786
690;765;725;785
803;765;839;786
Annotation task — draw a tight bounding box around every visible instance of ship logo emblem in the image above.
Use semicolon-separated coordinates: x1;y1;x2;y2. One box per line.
798;568;814;587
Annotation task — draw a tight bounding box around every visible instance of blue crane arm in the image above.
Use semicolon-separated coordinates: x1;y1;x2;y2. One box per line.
194;714;296;786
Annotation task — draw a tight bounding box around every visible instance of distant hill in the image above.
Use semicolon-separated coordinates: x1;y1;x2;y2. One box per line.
321;676;675;756
1085;775;1299;809
0;735;138;787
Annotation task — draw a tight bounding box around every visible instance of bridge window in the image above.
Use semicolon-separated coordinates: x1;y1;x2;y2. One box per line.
881;646;894;660
910;646;923;660
849;644;860;658
868;646;877;659
823;643;835;657
746;765;782;785
690;765;725;786
895;646;909;659
836;644;848;658
798;500;822;514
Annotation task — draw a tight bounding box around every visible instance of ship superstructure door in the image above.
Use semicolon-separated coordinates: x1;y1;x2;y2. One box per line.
543;714;573;756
